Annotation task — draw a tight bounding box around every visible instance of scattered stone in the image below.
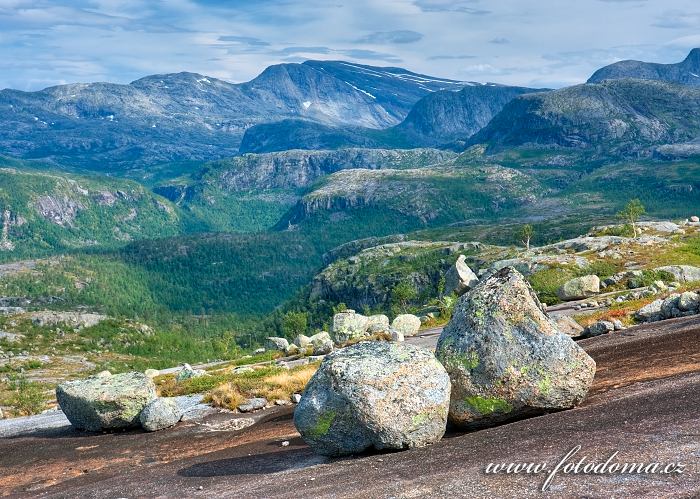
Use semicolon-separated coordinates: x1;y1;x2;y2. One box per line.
294;341;450;456
140;398;182;432
253;347;266;354
654;265;700;283
176;363;207;382
678;291;700;312
144;369;160;379
553;315;585;337
390;328;404;342
275;399;292;406
180;404;217;422
294;335;311;348
366;314;390;332
238;398;267;413
582;321;615;338
56;372;157;432
391;314;421;338
557;275;600;301
281;440;290;447
0;331;24;343
309;332;334;355
612;320;625;331
436;267;596;428
285;343;300;356
278;358;310;370
636;299;663;322
291;394;302;404
30;311;107;330
691;216;699;223
265;337;289;352
444;255;479;296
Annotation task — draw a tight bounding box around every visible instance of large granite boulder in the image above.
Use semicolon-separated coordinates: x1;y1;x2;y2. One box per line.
391;314;422;338
444;255;479;296
654;265;700;283
57;372;157;431
557;275;600;301
140;397;182;432
436;267;596;429
294;341;450;456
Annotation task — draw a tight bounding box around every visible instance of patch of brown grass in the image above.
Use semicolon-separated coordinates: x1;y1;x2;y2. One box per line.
206;383;246;411
250;365;317;401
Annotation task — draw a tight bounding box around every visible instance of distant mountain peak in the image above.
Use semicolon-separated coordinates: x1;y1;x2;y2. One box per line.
588;48;700;86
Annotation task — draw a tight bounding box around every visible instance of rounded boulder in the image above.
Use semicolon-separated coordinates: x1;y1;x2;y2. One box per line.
140;397;182;432
294;341;450;456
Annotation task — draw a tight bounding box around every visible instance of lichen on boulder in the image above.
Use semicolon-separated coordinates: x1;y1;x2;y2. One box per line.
294;341;450;456
56;371;157;432
436;266;596;429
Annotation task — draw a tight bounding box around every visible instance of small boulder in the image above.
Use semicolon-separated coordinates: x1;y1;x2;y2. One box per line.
636;299;663;322
331;310;370;344
309;332;334;355
56;372;156;432
582;321;615;338
391;314;421;338
552;315;584;337
176;363;207;382
294;341;450;456
140;398;182;432
557;275;600;301
436;267;596;429
265;337;289;352
238;398;267;413
678;291;700;312
444;255;479;296
144;369;160;379
660;294;681;319
366;314;390;332
253;347;266;354
285;343;300;356
691;216;699;223
654;265;700;283
294;335;312;348
390;328;404;342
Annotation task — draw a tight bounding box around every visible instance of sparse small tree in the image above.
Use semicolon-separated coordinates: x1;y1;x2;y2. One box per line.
281;311;308;338
520;224;534;250
618;199;645;238
391;281;417;313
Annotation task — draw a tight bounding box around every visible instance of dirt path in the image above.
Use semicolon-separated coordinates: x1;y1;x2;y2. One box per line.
1;317;699;498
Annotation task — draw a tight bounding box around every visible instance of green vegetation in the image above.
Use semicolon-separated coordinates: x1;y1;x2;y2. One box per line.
618;199;646;237
2;376;48;416
464;395;512;415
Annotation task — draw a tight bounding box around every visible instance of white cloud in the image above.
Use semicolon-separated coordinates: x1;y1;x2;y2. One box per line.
0;0;699;90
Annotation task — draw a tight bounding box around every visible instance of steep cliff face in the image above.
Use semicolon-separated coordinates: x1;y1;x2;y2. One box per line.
588;48;700;86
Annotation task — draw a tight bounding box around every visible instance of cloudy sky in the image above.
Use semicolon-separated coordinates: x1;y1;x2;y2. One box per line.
2;0;700;91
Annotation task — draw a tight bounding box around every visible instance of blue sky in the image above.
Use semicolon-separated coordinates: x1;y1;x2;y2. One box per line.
2;0;700;91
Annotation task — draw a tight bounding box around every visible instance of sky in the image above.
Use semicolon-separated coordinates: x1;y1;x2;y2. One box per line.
1;0;700;91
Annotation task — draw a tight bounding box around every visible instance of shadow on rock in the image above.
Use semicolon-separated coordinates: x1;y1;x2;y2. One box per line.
178;448;326;477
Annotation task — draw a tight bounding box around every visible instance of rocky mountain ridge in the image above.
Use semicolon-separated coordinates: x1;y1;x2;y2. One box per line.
588;48;700;86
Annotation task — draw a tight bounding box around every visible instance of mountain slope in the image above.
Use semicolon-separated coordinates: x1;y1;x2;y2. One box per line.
588;48;700;86
468;79;700;157
0;158;180;259
240;84;543;153
153;148;455;232
0;61;466;172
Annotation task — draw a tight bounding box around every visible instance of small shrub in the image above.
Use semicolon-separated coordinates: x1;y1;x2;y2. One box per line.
8;377;47;416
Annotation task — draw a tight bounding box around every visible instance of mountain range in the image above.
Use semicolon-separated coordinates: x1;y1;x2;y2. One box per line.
0;61;469;172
